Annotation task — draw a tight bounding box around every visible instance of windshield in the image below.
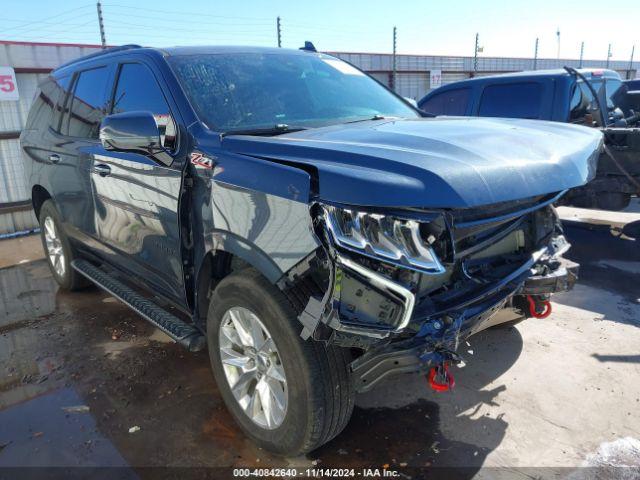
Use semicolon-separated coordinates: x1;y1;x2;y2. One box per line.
168;52;419;132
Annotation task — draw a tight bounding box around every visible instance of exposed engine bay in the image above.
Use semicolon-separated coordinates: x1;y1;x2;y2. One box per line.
279;192;578;392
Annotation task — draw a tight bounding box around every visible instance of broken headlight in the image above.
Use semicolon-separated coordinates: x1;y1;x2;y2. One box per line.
321;205;446;274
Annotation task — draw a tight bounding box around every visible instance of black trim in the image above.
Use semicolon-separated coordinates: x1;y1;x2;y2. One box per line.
0;131;21;140
0;200;32;214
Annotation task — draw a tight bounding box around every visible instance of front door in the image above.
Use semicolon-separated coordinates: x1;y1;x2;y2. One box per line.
91;61;185;305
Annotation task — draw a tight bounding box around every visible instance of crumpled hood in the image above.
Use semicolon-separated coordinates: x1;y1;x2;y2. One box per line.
221;117;603;208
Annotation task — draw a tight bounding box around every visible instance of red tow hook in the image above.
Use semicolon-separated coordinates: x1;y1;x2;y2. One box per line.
428;362;455;392
527;295;552;319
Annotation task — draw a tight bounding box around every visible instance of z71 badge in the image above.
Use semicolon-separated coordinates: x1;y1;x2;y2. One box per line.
190;152;214;170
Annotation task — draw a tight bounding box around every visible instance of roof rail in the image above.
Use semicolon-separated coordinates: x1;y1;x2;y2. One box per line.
56;44;142;70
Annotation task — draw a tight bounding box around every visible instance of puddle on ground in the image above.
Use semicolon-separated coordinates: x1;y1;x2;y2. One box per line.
0;262;58;328
0;387;129;468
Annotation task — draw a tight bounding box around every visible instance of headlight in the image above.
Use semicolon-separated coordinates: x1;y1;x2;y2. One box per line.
321;205;446;274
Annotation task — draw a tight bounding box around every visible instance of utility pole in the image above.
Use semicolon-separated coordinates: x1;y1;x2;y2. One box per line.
473;33;480;74
628;45;635;79
533;37;539;70
579;41;584;68
276;16;282;48
96;1;106;49
392;26;397;92
606;43;612;68
556;28;560;61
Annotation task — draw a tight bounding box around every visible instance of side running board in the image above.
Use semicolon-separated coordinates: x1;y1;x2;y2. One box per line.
72;259;206;352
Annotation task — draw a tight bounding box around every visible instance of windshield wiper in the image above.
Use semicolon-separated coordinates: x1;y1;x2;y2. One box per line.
344;114;393;124
221;124;307;138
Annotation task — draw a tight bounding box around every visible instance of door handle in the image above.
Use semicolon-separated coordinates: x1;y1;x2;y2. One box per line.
48;154;60;164
93;164;112;177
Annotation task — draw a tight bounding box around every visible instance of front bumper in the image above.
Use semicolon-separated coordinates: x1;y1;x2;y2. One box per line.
306;235;578;392
327;234;576;337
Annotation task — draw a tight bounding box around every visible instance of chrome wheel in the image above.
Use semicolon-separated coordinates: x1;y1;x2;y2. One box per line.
43;216;65;277
218;306;287;429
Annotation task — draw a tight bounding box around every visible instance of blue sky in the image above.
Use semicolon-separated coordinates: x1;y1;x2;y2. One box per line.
1;0;638;61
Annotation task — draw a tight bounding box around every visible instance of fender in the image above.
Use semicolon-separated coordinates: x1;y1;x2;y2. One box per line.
189;138;321;323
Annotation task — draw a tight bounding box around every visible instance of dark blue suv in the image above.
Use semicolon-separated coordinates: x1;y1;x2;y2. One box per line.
419;68;640;210
21;45;602;455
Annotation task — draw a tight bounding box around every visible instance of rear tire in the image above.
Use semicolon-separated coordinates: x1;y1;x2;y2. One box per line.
206;268;355;455
38;200;90;291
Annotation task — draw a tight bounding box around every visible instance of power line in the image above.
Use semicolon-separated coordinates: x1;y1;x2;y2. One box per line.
102;11;272;27
102;3;273;22
0;14;95;26
285;23;377;35
103;19;273;34
3;20;98;39
0;5;94;35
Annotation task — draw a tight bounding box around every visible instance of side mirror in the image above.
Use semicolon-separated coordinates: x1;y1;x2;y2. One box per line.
100;111;163;155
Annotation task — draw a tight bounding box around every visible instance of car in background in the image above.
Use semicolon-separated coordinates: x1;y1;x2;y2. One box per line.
625;79;640;91
418;69;640;211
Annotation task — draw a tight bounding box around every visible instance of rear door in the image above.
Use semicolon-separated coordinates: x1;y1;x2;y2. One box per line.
48;65;113;246
91;60;186;305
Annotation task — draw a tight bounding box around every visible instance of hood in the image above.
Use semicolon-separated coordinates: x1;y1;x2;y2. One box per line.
221;117;603;208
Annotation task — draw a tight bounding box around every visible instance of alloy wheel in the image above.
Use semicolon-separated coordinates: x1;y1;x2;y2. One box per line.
218;306;288;429
43;216;65;278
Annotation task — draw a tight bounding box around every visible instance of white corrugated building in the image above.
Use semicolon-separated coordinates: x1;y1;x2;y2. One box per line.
0;41;104;235
0;40;638;235
331;51;638;98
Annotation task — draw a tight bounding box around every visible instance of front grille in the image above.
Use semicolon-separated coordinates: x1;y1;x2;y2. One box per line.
448;193;557;225
447;193;559;261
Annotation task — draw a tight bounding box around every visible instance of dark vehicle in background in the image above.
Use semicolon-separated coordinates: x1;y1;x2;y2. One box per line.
625;79;640;91
21;45;602;455
419;69;640;211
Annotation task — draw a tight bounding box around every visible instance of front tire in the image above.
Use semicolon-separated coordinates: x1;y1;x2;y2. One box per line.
38;200;89;291
207;268;355;455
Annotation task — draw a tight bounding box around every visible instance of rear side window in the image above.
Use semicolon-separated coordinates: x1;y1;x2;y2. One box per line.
419;88;470;116
25;77;57;131
479;82;542;119
64;67;110;139
50;75;73;132
111;63;177;151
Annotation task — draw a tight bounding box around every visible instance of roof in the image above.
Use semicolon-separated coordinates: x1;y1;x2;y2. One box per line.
463;68;621;82
51;44;324;74
159;45;317;56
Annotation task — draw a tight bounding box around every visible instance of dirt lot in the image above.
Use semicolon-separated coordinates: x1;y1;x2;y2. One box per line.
0;210;639;479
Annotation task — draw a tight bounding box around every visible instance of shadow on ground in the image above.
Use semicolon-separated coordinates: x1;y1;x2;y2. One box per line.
314;325;524;476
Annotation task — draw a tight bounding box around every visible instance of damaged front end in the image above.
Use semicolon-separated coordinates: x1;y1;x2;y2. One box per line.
279;191;579;393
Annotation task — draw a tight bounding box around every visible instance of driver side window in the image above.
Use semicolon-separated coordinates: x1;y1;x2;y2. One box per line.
111;63;177;151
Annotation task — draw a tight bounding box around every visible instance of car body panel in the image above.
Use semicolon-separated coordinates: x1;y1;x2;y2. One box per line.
222;117;602;208
188;129;320;285
91;152;185;304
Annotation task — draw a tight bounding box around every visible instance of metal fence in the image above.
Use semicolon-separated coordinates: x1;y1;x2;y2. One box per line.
331;51;639;99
